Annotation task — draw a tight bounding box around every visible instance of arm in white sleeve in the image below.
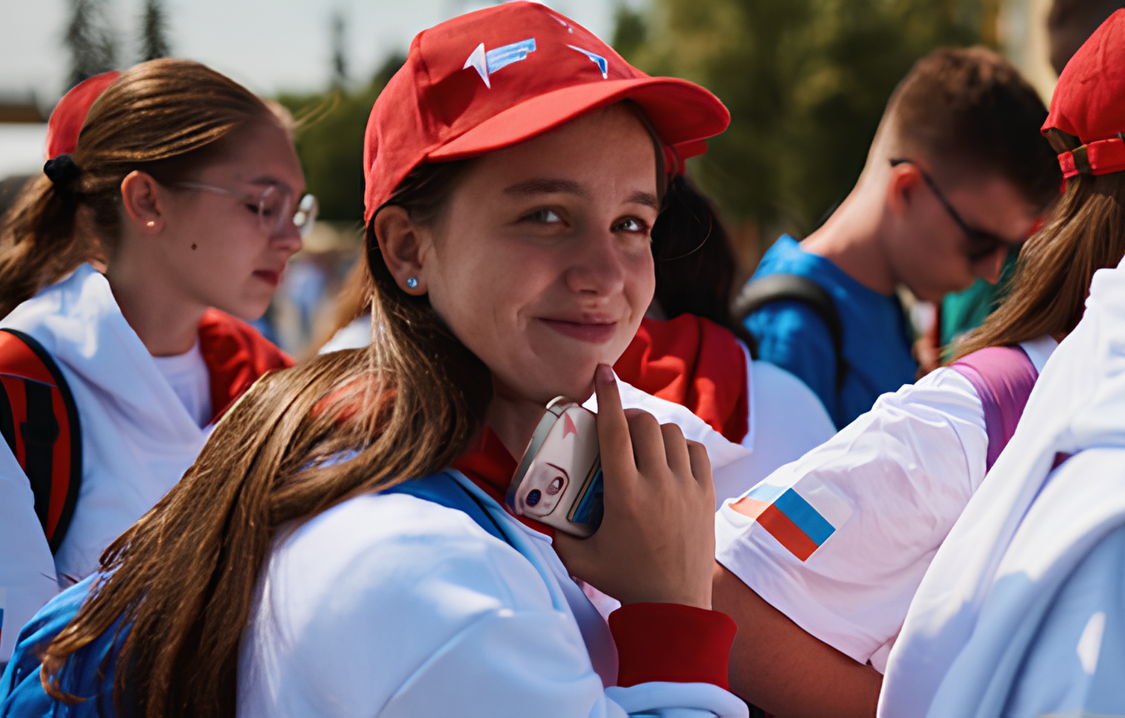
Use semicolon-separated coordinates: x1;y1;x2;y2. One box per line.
711;350;836;507
716;367;988;671
239;493;746;718
0;442;58;664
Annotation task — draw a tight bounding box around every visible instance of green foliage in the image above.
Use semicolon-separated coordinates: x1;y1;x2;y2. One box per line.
276;56;405;223
628;0;987;234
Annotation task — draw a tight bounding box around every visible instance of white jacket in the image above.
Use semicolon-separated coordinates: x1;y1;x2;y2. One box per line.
0;266;210;661
0;442;56;664
881;259;1125;717
238;470;748;718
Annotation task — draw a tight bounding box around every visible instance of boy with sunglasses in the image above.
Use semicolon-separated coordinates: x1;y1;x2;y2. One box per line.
740;47;1059;429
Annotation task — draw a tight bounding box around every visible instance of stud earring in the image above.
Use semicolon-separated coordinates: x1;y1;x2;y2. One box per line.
406;277;419;289
146;220;156;228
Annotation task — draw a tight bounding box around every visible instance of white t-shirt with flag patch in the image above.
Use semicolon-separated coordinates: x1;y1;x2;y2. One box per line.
715;337;1055;673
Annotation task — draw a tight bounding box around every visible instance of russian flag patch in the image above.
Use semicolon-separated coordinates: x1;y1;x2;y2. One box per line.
730;482;849;561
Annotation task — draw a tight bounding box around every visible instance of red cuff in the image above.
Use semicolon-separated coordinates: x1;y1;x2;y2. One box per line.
609;602;737;689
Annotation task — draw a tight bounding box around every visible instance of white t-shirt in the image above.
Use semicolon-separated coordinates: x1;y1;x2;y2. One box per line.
152;341;212;428
715;337;1055;672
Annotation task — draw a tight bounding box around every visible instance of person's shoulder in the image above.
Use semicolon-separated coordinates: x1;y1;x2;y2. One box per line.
753;235;825;279
318;315;372;354
267;490;549;612
750;360;832;428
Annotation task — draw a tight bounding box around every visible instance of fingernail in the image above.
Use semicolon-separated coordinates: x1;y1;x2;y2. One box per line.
596;364;615;384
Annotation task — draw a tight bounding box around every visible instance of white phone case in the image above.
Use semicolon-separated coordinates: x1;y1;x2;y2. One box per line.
507;397;604;537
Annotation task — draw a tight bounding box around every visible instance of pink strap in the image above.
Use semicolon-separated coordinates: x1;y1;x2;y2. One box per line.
951;345;1039;471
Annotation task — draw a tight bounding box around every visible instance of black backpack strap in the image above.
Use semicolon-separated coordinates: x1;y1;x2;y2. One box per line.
732;273;848;392
0;328;83;554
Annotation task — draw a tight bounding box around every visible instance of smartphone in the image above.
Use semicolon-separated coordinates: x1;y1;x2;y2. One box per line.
507;397;604;537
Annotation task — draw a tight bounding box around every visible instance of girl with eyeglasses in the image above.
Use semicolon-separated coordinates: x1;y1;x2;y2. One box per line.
0;60;309;663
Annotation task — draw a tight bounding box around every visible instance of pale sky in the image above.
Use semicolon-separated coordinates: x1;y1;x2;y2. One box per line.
0;0;641;108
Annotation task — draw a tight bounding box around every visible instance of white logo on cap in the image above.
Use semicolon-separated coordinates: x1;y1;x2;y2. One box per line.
464;38;537;89
568;45;608;79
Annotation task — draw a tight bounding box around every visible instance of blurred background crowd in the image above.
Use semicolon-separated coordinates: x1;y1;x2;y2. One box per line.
0;0;1103;356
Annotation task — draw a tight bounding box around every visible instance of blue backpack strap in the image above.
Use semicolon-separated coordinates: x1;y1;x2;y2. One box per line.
382;472;515;547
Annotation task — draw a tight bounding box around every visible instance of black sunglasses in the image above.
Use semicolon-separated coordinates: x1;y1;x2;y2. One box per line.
889;158;1021;263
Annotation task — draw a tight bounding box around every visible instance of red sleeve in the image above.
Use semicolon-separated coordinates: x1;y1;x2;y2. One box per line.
609;602;737;689
197;309;294;424
614;315;750;443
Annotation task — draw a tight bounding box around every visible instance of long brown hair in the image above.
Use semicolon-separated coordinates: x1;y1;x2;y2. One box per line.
38;160;491;717
954;140;1125;358
0;59;273;318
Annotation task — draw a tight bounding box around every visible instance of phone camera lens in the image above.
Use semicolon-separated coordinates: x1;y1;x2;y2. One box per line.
526;489;542;506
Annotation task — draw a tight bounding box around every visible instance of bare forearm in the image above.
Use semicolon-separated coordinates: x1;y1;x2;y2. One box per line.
712;562;881;718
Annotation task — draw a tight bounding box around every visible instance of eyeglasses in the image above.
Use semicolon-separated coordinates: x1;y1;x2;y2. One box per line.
889;158;1019;263
172;181;318;238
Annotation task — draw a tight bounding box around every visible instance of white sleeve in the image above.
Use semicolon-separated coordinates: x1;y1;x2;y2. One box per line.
712;355;835;506
715;367;988;671
0;441;59;664
239;493;746;718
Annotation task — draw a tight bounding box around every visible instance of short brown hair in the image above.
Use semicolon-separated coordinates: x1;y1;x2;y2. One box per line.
886;46;1060;211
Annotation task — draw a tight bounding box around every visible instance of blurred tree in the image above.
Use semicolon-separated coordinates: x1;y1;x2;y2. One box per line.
330;11;349;87
277;55;406;224
139;0;171;61
64;0;119;90
612;3;648;61
623;0;987;241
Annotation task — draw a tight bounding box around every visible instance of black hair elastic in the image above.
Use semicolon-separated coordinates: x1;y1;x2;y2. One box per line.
43;154;81;189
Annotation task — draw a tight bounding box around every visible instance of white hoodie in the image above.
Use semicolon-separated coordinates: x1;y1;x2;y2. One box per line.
0;266;219;662
880;257;1125;717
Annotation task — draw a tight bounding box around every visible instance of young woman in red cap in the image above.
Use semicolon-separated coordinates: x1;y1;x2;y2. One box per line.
0;61;307;662
2;4;745;717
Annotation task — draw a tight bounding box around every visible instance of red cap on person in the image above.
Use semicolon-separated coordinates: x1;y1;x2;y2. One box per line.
45;71;121;160
1043;9;1125;180
362;1;730;223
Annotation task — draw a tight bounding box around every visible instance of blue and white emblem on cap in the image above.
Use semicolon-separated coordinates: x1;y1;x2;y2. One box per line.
568;45;608;79
464;38;537;88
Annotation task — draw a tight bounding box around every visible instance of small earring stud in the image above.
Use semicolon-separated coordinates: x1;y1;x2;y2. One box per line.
146;220;156;228
406;277;419;289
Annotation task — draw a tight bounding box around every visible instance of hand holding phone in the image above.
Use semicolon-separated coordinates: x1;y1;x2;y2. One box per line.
550;365;716;610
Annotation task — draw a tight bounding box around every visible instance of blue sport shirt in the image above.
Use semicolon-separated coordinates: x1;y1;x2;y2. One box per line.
742;235;918;428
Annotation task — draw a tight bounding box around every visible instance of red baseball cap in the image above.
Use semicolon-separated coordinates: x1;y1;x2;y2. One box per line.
362;1;730;223
45;71;121;160
1043;9;1125;179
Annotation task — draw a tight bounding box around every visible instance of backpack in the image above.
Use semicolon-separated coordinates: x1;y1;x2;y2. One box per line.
0;471;514;716
732;273;848;392
0;328;82;554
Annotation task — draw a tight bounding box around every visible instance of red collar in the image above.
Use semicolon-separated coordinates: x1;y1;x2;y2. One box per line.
197;309;294;424
454;427;555;538
614;315;749;443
